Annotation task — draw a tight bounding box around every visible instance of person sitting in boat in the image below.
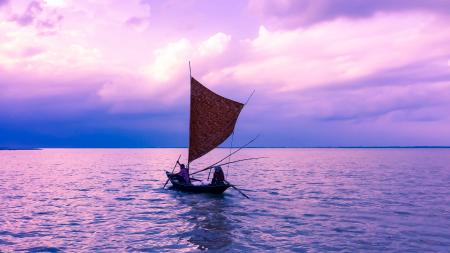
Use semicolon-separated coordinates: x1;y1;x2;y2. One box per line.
176;161;191;184
211;166;225;185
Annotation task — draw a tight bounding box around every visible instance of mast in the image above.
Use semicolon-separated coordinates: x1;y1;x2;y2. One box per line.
188;61;192;168
189;61;192;77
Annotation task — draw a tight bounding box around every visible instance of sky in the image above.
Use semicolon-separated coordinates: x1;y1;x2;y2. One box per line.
0;0;449;148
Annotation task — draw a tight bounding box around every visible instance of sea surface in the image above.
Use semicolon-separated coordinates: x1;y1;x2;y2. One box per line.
0;148;449;252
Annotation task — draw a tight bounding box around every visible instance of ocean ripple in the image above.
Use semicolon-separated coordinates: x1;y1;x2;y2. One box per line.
0;148;449;252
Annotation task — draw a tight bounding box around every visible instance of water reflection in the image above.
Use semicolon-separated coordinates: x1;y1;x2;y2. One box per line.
175;193;234;251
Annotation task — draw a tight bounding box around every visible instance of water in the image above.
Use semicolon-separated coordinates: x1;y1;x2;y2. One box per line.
0;148;449;252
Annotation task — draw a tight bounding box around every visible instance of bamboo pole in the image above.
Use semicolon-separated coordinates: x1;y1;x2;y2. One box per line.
225;180;250;199
163;154;182;189
190;135;259;175
191;156;267;176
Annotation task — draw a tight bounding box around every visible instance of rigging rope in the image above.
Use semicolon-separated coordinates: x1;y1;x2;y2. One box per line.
226;90;254;177
227;131;234;177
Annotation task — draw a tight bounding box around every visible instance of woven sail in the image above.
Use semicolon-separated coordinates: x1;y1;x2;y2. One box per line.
188;77;243;162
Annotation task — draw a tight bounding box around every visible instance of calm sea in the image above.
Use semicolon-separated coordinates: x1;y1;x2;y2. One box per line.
0;148;449;252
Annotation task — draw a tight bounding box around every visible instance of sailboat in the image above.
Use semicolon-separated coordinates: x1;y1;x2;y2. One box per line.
165;63;252;196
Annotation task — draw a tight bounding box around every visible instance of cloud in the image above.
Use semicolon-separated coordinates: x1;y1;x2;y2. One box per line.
9;1;43;26
0;35;101;73
0;71;188;148
99;32;232;112
19;10;444;128
196;10;450;144
1;1;450;147
36;13;64;35
7;0;64;35
199;32;231;57
0;0;8;7
206;12;450;93
124;0;151;31
125;16;148;31
249;0;450;28
296;80;450;122
1;1;197;115
142;32;231;83
43;0;69;7
145;38;193;83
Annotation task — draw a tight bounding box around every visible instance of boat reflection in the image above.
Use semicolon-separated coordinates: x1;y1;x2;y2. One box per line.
175;194;234;251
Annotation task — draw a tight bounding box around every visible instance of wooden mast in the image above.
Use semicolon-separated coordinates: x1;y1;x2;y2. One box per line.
188;61;192;169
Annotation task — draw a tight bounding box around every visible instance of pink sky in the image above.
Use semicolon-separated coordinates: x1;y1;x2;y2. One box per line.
1;0;450;147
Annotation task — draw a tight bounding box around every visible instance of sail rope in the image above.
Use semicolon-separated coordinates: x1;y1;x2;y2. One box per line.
227;131;234;177
226;90;254;178
244;90;255;106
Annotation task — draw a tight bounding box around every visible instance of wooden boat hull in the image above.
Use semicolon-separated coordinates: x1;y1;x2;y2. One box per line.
165;171;230;194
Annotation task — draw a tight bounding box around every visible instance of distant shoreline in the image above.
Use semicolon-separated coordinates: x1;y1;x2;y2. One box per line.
0;148;42;150
3;146;449;149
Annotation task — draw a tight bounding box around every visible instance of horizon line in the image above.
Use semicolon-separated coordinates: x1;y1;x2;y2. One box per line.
2;146;450;150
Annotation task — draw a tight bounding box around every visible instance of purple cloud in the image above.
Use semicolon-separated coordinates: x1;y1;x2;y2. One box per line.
9;1;43;26
126;17;145;26
38;14;63;29
266;56;450;122
0;71;189;148
125;16;148;30
7;1;63;35
36;14;64;36
0;0;8;7
249;0;450;28
20;47;45;58
124;0;151;31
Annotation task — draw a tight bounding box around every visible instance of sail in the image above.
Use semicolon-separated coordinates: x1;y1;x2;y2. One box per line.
188;77;244;163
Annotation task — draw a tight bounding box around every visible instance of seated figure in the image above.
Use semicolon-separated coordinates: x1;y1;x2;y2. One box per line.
176;162;191;184
211;166;225;185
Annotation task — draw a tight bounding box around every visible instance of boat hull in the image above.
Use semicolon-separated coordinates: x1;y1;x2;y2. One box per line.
165;171;230;194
